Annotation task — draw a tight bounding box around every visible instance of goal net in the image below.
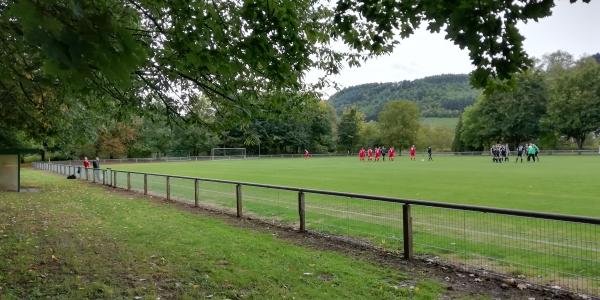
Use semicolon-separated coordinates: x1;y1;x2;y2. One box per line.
211;148;247;160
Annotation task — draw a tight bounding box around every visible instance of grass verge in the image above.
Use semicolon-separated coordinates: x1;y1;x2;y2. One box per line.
0;170;443;299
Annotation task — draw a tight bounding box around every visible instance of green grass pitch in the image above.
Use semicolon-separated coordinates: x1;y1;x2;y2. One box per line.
107;155;600;293
112;155;600;217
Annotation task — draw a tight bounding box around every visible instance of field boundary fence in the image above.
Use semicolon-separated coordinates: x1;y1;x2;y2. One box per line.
43;149;600;166
33;161;600;298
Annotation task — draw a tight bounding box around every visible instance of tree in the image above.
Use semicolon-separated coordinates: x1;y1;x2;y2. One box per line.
337;107;365;152
378;100;419;146
540;51;575;74
459;71;548;148
358;121;382;148
417;125;454;151
452;115;465;151
545;58;600;149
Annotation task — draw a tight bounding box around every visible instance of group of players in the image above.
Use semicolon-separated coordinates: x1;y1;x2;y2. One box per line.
357;145;430;161
490;144;510;163
358;146;396;161
490;143;540;163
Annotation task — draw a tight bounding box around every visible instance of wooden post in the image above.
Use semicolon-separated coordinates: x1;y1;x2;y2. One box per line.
298;191;306;232
166;176;170;201
143;174;148;195
194;179;199;207
102;170;106;185
127;172;131;190
107;168;111;186
402;204;413;260
92;169;96;183
113;171;117;188
236;184;242;218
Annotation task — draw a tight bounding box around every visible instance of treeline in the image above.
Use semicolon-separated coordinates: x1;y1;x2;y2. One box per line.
1;92;338;159
329;74;481;119
454;51;600;151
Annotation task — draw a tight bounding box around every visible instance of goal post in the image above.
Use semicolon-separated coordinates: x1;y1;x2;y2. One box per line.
211;148;247;160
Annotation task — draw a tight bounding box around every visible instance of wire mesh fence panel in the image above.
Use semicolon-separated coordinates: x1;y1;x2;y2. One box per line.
242;186;299;226
89;169;102;183
114;172;128;189
305;194;404;250
196;180;236;213
74;167;84;179
412;206;600;296
146;174;166;198
130;173;145;193
169;177;195;204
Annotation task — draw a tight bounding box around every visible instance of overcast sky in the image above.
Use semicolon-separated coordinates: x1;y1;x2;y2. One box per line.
308;1;600;98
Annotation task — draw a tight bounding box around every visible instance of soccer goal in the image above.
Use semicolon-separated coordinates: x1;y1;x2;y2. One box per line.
211;148;247;160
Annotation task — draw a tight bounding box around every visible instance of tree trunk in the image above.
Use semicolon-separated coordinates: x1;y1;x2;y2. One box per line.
42;140;48;161
576;134;585;150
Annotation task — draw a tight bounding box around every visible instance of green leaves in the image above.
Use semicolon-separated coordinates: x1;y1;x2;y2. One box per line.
378;100;420;146
545;58;600;149
337;107;365;151
9;0;147;89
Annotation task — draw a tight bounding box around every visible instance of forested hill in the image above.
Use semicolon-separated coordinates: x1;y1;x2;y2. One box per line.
328;74;481;120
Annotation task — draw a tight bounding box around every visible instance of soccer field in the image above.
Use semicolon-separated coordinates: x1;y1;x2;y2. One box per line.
110;155;600;217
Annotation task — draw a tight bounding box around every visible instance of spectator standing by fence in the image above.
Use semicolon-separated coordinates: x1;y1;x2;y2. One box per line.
82;157;90;178
92;157;100;181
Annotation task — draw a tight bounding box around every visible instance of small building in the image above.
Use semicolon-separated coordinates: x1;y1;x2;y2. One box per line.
0;149;39;192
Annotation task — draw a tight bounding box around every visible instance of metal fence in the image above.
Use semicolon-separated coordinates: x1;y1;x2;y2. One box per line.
33;161;600;297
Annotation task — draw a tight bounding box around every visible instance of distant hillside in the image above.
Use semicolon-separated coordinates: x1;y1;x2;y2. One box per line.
328;74;481;120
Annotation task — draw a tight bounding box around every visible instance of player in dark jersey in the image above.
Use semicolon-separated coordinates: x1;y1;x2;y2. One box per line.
427;146;432;161
516;145;524;163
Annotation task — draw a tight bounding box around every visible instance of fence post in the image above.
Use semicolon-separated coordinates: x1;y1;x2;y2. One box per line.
402;204;413;260
194;179;199;207
127;172;131;190
113;171;117;188
166;176;170;201
236;184;242;218
143;174;148;195
92;169;96;183
298;191;305;232
102;170;106;185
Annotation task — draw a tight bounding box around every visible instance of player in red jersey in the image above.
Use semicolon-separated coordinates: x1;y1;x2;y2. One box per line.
409;145;416;161
367;148;373;161
304;149;310;159
375;147;381;161
388;147;395;161
359;147;366;161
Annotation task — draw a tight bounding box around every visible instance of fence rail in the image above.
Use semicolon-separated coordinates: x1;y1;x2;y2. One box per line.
33;161;600;297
